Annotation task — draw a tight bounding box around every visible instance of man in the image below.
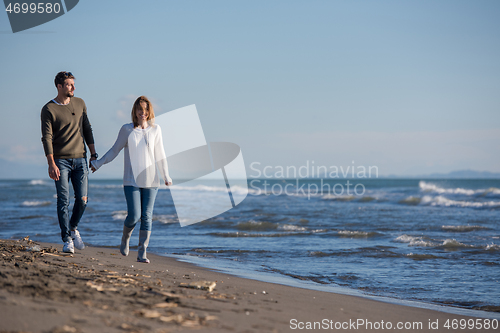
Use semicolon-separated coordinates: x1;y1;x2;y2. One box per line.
41;71;98;253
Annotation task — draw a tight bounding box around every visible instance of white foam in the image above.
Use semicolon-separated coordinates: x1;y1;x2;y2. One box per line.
338;230;377;238
112;210;127;220
399;196;421;205
419;181;500;198
153;214;177;224
419;181;476;195
441;239;472;248
29;180;48;186
420;195;500;208
441;225;487;232
485;244;500;251
236;221;276;230
322;194;357;201
278;224;307;231
311;229;328;233
21;200;51;207
395;234;437;247
483;187;500;197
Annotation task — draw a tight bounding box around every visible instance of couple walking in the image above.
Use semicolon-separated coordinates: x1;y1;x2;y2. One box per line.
41;71;172;263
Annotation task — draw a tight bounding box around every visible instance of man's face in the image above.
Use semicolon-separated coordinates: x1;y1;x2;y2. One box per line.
58;78;75;97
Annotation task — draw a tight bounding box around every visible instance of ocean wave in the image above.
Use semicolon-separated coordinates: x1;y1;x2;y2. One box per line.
261;267;332;284
309;251;332;257
337;230;380;238
395;235;437;247
153;215;177;224
19;215;46;220
322;195;357;201
311;247;401;258
231;185;255;195
419;181;476;195
311;229;328;233
419;181;500;198
406;253;441;260
396;235;484;250
28;179;49;186
482;187;500;197
235;221;308;232
278;224;308;231
441;225;488;232
441;239;474;249
485;244;500;251
420;195;500;209
236;221;278;231
209;231;309;238
399;196;421;205
21;200;51;207
112;210;127;220
190;248;269;254
418;181;477;195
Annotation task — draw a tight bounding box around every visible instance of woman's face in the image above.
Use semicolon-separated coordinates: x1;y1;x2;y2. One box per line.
136;101;149;122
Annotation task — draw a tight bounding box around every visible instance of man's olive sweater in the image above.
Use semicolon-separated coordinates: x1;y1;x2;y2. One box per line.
41;97;94;159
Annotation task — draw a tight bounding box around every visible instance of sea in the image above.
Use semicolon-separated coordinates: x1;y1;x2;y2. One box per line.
1;178;499;318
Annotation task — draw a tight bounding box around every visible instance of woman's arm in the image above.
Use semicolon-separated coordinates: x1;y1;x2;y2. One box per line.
154;125;172;185
91;124;130;172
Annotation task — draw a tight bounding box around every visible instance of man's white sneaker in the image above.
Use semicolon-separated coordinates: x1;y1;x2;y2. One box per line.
63;239;74;253
71;230;85;250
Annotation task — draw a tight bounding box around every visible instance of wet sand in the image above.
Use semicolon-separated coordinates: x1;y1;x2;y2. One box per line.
0;238;497;333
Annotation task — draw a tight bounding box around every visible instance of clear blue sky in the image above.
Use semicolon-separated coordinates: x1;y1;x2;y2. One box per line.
1;0;499;178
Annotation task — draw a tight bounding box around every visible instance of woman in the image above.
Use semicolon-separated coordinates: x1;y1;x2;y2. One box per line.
91;96;172;263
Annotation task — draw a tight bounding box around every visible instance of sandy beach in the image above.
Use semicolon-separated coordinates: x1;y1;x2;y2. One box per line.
0;237;498;333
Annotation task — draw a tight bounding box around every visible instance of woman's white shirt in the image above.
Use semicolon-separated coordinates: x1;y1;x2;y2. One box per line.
91;123;172;188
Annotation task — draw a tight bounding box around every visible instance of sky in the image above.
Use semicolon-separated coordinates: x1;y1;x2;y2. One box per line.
1;0;499;179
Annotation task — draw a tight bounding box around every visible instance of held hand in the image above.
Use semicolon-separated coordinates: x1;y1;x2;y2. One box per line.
89;159;97;173
48;163;60;181
165;180;172;186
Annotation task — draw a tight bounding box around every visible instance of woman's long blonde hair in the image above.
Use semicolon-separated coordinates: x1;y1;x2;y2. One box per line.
131;96;155;127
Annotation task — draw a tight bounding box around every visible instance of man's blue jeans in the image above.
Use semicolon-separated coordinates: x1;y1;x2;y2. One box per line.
54;158;88;242
123;186;158;231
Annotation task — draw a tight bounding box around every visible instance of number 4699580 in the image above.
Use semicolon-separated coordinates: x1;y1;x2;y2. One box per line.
5;2;61;14
444;318;498;330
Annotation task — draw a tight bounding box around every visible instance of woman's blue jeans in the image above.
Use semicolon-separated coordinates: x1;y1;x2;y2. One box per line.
54;158;88;242
123;186;158;231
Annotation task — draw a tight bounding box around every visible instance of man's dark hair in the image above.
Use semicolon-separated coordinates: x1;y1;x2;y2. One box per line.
54;71;75;87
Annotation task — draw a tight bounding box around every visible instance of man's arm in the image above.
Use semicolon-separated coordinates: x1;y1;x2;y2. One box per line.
41;107;58;180
46;154;60;181
88;143;97;167
80;103;97;168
